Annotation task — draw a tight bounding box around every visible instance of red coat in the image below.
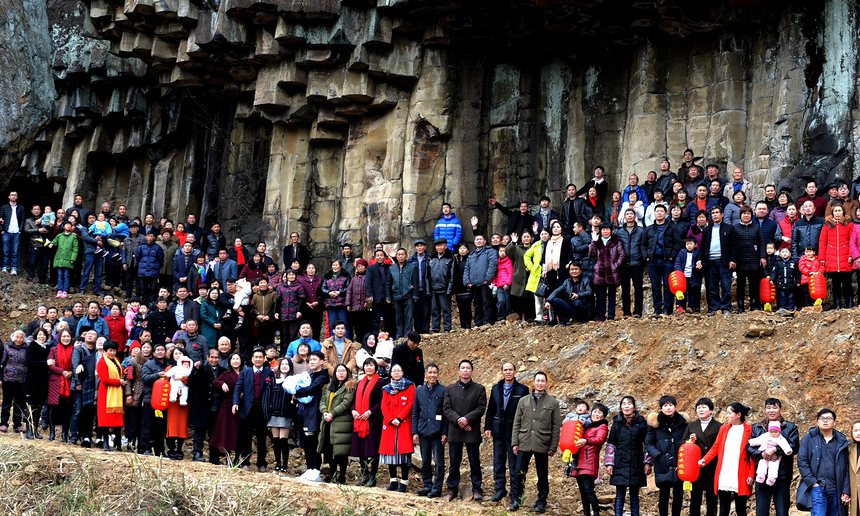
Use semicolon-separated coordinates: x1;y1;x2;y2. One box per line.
106;315;128;353
96;356;125;428
46;344;74;406
819;218;854;273
777;215;797;250
378;383;415;456
572;419;609;478
701;423;755;496
798;256;822;285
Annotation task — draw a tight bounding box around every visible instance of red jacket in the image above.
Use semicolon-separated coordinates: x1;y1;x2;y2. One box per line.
494;256;513;287
701;423;755;496
798;255;822;285
777;215;796;250
819;218;854;273
106;315;128;353
378;383;415;456
572;419;609;478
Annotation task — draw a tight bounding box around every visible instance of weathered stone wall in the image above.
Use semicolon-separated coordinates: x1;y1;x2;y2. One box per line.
4;0;860;264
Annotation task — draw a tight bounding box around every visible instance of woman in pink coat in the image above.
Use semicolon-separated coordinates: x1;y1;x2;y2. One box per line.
494;247;514;320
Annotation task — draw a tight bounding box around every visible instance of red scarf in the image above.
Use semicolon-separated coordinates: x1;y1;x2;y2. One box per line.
354;373;379;438
56;343;74;398
234;245;246;266
589;197;597;208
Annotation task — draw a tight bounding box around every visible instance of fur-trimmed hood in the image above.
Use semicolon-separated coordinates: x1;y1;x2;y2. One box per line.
646;411;690;429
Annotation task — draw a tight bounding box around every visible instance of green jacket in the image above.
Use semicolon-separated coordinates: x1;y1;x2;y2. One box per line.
318;383;356;457
51;232;79;269
511;392;561;454
523;241;544;293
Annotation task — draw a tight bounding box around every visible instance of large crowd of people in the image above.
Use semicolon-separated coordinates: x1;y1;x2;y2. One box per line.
0;153;858;514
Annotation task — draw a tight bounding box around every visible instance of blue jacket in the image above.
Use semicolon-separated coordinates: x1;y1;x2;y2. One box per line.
232;364;272;419
78;225;100;255
796;426;850;511
76;315;110;338
433;213;463;250
463;246;497;286
173;249;200;290
211;259;238;285
285;336;321;358
755;216;779;247
387;261;419;302
412;382;448;437
136;242;165;278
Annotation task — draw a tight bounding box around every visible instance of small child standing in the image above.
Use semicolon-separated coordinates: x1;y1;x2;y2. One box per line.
763;242;778;277
493;247;513;320
48;221;78;298
798;246;822;307
771;247;799;311
673;237;703;313
748;421;793;486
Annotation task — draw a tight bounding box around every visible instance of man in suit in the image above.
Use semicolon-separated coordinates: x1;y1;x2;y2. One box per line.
697;206;735;315
682;398;722;516
232;346;272;472
282;231;309;269
168;286;200;326
365;248;395;334
484;362;529;502
444;359;487;502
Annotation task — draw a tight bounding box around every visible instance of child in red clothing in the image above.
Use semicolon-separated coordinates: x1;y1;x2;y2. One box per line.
798;246;822;307
493;247;513;320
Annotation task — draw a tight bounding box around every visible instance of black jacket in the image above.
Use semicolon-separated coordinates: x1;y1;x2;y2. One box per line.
771;257;800;289
746;418;799;481
644;411;688;486
427;250;455;294
484;379;529;440
364;262;390;301
607;413;649;488
390;342;424;386
168;300;200;326
699;222;736;267
189;363;220;428
574;197;604;225
282;243;310;269
148;309;179;345
643;221;672;261
732;221;766;271
666;219;690;261
561;197;580;234
576;179;609;205
615;225;646;266
546;276;593;305
0;203;26;233
682;417;721;485
495;204;535;236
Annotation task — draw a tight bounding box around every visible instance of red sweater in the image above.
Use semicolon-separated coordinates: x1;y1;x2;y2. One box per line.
701;423;755;496
106;315;128;353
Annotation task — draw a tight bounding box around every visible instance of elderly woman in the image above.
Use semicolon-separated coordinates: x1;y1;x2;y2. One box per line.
96;340;126;451
699;403;755;516
0;330;28;433
24;328;51;439
351;357;385;487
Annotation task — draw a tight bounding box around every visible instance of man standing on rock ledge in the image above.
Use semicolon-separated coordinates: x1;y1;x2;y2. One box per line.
443;359;487;502
485;362;528;503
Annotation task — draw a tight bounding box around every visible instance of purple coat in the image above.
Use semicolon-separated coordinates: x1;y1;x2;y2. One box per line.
322;271;350;308
276;281;307;321
345;273;368;312
589;235;626;286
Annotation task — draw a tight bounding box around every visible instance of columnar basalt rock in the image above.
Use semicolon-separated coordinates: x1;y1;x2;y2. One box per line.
3;0;860;266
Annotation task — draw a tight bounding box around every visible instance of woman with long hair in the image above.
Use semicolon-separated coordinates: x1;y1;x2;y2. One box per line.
318;363;356;483
24;328;51;439
699;402;755;516
351;357;385;486
265;358;295;473
210;352;243;465
452;243;472;329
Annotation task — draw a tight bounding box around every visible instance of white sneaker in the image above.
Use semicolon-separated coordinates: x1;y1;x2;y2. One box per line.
10;268;17;276
1;268;7;273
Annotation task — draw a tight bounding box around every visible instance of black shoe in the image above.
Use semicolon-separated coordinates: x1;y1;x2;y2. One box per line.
491;491;507;502
49;427;55;441
398;482;408;493
192;452;205;462
25;428;34;440
417;487;431;497
387;480;399;491
427;490;441;498
81;438;92;448
508;501;521;512
534;502;547;513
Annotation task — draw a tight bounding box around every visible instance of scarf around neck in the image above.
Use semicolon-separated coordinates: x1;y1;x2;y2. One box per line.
354;374;379;438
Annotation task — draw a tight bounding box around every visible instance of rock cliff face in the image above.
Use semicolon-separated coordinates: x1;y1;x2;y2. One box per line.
4;0;860;262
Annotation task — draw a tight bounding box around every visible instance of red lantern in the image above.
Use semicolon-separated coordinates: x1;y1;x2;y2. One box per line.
151;378;171;415
559;419;584;458
677;440;702;490
759;278;776;312
809;272;827;306
668;270;687;301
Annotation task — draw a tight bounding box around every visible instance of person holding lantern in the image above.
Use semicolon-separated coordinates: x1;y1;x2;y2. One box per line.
683;398;722;516
569;402;610;516
698;402;756;516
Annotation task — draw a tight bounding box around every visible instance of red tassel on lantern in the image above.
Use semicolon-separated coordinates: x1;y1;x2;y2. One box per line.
809;272;827;306
677;439;702;491
669;270;687;301
759;278;776;312
151;378;171;417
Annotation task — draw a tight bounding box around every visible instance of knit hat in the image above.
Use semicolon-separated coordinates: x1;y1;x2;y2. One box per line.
128;341;141;352
355;258;368;267
768;421;781;432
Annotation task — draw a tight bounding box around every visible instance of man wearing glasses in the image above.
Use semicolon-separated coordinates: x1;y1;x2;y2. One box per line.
796;408;850;515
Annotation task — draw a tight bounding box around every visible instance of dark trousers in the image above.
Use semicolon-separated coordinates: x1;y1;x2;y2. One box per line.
678;278;703;312
0;381;26;428
125;405;142;447
576;475;600;516
658;482;684;516
393;298;414;339
124;265;139;298
69;391;95;441
105;257;122;289
718;491;748;516
431;293;452;332
348;310;372;342
777;288;795;311
512;291;535;321
302;430;321;470
648;258;675;314
139;276;158;306
512;451;549;505
594;284;618;321
414;291;431;333
690;465;718;516
140;405;166;455
550;297;591;323
615;486;641;516
492;436;517;495
620;264;644;316
447;441;482;494
80;253;104;295
192;412;217;456
830;271;854;307
455;294;472;329
281;321;301;351
370;302;395;336
707;260;733;312
419;435;445;493
237;405;268;467
470;284;495;326
755;478;791;516
50;398;72;437
735;269;761;311
27;247;49;283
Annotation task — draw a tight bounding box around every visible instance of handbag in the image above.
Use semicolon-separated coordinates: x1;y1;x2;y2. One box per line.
535;278;549;298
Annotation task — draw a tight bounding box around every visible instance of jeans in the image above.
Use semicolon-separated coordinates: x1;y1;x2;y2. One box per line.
777;289;795;311
706;259;733;312
755;478;791;516
430;292;452;332
594;284;618;321
392;298;414;339
326;307;348;336
648;257;674;314
512;451;549;504
718;491;748;516
419;435;445;493
447;441;482;494
495;288;511;320
470;284;495;326
809;486;840;516
2;232;20;269
550;297;591;323
80;253;104;294
57;267;71;293
620;264;644;316
492;436;517;495
27;247;48;282
615;486;641;516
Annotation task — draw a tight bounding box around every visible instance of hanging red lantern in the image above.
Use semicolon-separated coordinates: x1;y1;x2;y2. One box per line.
677;439;702;491
759;278;776;312
809;272;827;306
668;270;687;301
